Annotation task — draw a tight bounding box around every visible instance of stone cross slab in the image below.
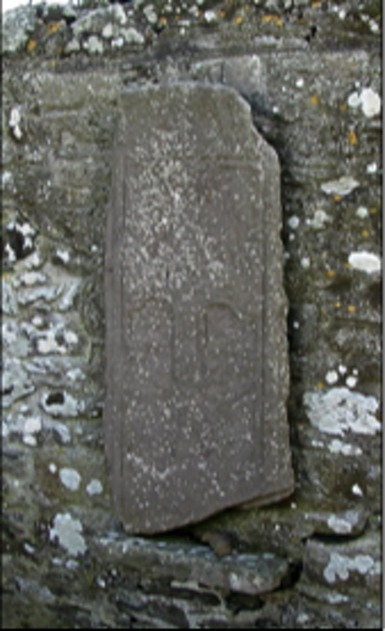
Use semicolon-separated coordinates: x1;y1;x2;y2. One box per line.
104;83;294;534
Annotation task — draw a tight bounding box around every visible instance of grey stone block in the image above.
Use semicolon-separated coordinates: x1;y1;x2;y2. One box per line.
104;83;294;534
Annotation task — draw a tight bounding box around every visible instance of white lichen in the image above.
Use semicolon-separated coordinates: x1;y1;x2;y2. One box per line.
324;553;376;584
55;248;70;264
203;9;217;23
24;416;42;435
86;479;103;496
110;3;127;25
328;439;362;457
348;88;381;118
366;162;377;174
360;88;381;118
346;375;358;389
83;36;104;54
64;39;81;54
9;106;22;140
143;4;157;24
63;330;78;346
356;206;368;219
304;387;380;436
288;215;300;230
327;512;359;535
59;467;81;491
111;36;124;48
325;370;338;385
348;251;381;274
321;176;359;196
20;272;46;287
121;27;145;45
49;513;86;557
306;209;331;230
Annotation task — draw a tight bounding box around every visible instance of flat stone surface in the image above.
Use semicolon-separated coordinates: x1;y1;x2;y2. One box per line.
302;532;381;592
97;534;289;596
104;83;293;534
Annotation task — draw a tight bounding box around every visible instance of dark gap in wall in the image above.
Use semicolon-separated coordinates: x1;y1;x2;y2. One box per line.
307;532;367;546
45;392;65;406
225;592;264;614
279;560;304;590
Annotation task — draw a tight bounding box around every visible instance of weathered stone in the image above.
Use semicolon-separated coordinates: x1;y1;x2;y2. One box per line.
3;1;381;627
301;532;381;593
2;6;37;54
96;534;289;597
104;83;293;534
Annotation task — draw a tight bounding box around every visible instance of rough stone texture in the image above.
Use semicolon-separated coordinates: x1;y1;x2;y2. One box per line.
105;83;294;534
2;0;381;628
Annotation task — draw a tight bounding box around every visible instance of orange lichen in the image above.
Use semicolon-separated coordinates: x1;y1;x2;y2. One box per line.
309;94;319;106
335;301;341;309
361;229;370;238
234;15;244;25
262;15;283;26
326;269;336;279
333;194;342;202
47;21;62;35
158;16;168;26
348;130;358;145
340;103;348;112
316;381;325;389
347;304;357;314
27;39;37;53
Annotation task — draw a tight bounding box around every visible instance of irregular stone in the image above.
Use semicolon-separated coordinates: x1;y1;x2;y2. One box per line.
2;281;18;316
302;532;381;592
83;36;104;55
96;535;288;596
222;55;266;97
64;39;81;55
2;321;30;357
104;83;293;534
58;280;81;312
2;359;35;408
304;507;368;537
18;286;61;306
143;4;158;25
72;5;127;37
121;27;145;45
2;6;37;54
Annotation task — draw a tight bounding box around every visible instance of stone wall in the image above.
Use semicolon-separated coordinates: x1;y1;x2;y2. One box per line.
2;0;382;628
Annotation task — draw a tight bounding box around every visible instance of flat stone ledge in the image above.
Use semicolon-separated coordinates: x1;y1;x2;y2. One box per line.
94;535;289;597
